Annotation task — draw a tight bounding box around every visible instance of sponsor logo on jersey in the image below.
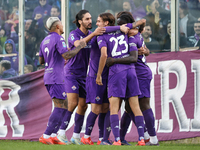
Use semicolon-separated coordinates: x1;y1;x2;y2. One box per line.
129;42;137;47
95;96;100;101
62;42;66;47
72;85;77;90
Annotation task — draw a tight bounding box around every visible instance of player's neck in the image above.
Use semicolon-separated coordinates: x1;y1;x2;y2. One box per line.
79;26;88;35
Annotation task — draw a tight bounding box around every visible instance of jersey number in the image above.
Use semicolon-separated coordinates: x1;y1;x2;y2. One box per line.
44;47;49;66
109;35;128;57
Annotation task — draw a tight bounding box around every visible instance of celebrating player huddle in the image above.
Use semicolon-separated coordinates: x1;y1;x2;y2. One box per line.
38;9;159;146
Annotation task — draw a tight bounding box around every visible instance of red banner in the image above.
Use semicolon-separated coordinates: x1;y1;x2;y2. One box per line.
0;50;200;141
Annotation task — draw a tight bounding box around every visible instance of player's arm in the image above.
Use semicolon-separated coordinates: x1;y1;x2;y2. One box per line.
106;50;138;67
39;57;45;65
62;40;86;60
96;46;107;85
138;45;150;56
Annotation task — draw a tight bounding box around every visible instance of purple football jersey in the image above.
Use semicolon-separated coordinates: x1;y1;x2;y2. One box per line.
39;32;68;85
129;32;152;79
64;28;92;79
97;24;134;76
88;36;109;79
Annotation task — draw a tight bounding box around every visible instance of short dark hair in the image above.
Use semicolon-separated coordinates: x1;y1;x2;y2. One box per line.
117;14;135;25
99;12;115;26
0;60;11;70
116;11;134;21
73;10;89;28
52;5;60;12
24;64;33;72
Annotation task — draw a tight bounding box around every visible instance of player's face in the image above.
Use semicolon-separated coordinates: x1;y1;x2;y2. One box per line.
81;13;92;30
167;23;171;36
5;43;13;54
96;17;106;27
123;2;131;11
142;26;152;38
194;23;200;35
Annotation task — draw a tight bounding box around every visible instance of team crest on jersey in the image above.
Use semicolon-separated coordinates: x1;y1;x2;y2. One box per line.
62;42;66;47
71;35;75;41
60;37;64;41
98;40;102;46
72;85;77;90
95;96;100;101
62;92;66;97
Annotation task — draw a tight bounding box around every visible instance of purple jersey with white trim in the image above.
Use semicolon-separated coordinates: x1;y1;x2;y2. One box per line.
64;28;92;79
39;32;68;85
129;32;152;79
88;36;109;79
97;24;133;76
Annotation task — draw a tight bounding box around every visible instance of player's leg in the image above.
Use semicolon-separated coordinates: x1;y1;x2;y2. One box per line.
139;97;159;145
39;84;66;145
126;68;145;146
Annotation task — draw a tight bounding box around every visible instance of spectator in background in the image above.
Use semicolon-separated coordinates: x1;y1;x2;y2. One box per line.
3;39;27;73
32;0;52;28
25;19;33;30
0;60;17;79
0;28;7;48
187;0;200;19
142;23;161;53
24;64;33;74
161;21;189;51
142;0;154;15
4;10;19;44
25;0;38;20
187;20;200;48
51;5;60;19
123;0;147;21
179;1;197;38
49;0;61;10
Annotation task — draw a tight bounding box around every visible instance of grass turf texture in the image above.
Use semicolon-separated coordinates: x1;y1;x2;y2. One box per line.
0;140;200;150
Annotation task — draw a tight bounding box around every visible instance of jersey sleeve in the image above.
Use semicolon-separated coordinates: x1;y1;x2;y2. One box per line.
128;36;138;52
104;26;120;33
68;31;80;47
56;36;69;55
97;35;107;49
126;23;133;29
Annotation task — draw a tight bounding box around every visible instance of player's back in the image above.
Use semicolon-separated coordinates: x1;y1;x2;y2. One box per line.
98;31;134;76
40;32;66;85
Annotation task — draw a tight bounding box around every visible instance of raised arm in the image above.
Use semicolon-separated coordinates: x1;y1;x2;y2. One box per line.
96;46;107;85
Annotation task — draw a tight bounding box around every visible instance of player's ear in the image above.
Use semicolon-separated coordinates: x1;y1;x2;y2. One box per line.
78;20;82;26
104;21;109;26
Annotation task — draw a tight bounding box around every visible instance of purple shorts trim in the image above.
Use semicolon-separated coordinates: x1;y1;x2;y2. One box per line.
86;76;109;104
65;76;86;98
138;79;151;99
45;84;66;100
108;68;141;99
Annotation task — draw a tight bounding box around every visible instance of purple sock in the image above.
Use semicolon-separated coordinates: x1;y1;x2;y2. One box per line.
103;111;111;141
44;107;64;135
143;108;156;136
135;116;145;141
85;111;98;136
52;108;67;133
128;112;136;124
120;112;131;141
74;113;84;134
110;114;120;142
98;113;106;138
59;110;73;130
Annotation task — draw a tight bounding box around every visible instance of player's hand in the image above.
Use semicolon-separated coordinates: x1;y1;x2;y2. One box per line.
120;24;130;34
106;57;115;67
138;47;145;55
128;29;138;37
96;75;103;85
79;39;87;48
35;14;42;20
94;27;106;36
